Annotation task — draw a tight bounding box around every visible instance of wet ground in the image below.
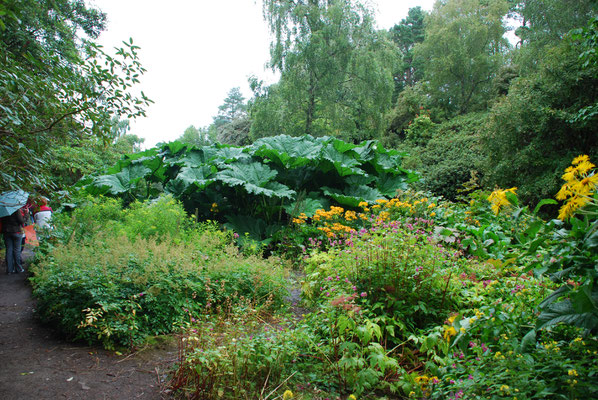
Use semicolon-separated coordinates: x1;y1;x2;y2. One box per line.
0;249;175;400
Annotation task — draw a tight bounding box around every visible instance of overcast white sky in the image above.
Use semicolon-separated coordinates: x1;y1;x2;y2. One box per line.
90;0;436;148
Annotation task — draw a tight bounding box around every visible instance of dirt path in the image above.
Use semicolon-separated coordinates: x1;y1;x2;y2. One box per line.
0;249;175;400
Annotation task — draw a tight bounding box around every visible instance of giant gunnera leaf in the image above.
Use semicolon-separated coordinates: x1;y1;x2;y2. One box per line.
91;164;151;195
164;165;216;196
250;135;323;168
322;185;385;207
216;161;295;199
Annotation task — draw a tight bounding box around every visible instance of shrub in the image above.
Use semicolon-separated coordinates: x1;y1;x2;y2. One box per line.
30;196;288;349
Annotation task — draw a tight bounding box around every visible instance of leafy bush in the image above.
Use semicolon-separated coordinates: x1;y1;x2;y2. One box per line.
168;184;598;399
80;135;418;243
416;112;487;201
481;40;598;205
30;196;288;349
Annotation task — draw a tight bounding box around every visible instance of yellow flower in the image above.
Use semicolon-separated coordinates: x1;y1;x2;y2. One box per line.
568;369;579;377
430;212;436;217
358;201;369;208
487;187;517;215
210;202;218;212
572;154;590;165
557;155;597;220
283;390;293;400
348;395;357;400
443;326;457;341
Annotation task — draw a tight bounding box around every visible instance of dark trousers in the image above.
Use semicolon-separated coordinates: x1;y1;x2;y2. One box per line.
3;232;23;273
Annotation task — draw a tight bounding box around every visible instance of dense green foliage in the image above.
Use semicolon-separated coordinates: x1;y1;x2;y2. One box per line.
251;0;398;141
169;179;598;399
0;0;151;193
81;135;417;245
3;0;598;398
30;196;288;349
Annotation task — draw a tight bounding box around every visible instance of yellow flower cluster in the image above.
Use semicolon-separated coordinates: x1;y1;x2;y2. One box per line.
344;210;358;221
556;155;597;220
313;206;345;221
283;390;293;400
443;315;458;341
542;340;561;352
210;202;219;212
360;198;415;212
414;374;439;397
317;222;355;238
487;187;517;215
292;213;308;224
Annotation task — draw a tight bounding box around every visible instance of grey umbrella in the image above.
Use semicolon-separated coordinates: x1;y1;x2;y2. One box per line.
0;190;29;218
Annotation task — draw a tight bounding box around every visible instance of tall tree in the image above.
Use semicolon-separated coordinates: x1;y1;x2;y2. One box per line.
481;2;598;204
178;125;212;147
389;6;427;94
511;0;597;73
0;0;151;192
414;0;510;115
254;0;398;140
212;87;247;128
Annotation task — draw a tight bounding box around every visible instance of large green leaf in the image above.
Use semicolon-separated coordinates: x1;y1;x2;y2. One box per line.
164;165;215;196
322;185;385;207
321;143;364;177
224;214;268;241
376;173;409;197
284;196;328;217
177;149;210;167
538;285;598;333
91;164;150;195
371;148;404;174
216;161;295;199
213;147;251;164
251;135;323;168
352;140;378;162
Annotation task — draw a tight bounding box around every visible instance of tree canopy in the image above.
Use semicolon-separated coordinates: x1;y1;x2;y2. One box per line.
251;0;398;141
0;0;151;193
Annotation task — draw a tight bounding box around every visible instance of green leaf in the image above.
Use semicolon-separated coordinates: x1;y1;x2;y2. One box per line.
251;135;323;168
216;161;295;199
519;329;536;353
91;164;150;195
376;173;409;197
321;143;364;177
533;199;558;214
164;166;215;195
284;197;327;217
322;185;385;207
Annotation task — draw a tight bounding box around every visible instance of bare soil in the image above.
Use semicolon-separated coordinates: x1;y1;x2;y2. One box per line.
0;249;176;400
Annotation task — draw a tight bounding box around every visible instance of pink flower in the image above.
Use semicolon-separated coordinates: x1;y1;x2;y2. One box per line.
360;292;367;297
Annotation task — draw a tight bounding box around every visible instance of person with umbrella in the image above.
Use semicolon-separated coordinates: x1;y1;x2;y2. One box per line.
0;190;28;274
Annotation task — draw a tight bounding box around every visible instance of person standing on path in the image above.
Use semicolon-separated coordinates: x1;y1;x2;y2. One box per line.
33;197;53;229
1;209;25;274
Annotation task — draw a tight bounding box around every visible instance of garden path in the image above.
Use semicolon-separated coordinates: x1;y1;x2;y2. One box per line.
0;249;174;400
